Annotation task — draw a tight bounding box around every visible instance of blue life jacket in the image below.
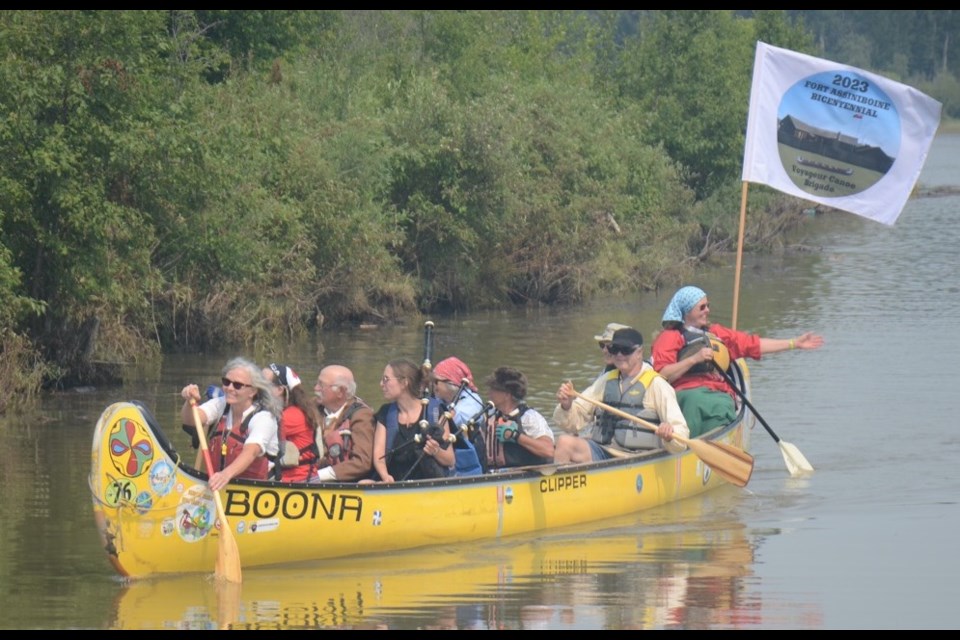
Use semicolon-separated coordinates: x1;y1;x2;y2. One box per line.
448;389;484;476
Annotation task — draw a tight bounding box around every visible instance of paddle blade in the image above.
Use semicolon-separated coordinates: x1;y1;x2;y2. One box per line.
213;493;242;584
216;579;242;630
686;439;754;488
779;441;814;476
709;440;753;462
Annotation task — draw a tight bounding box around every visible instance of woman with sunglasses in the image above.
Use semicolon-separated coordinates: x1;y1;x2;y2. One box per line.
553;328;688;463
180;357;282;491
651;285;824;437
371;358;455;482
264;363;322;483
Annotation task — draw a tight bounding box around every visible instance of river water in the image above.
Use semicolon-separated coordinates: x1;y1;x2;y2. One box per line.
2;135;958;630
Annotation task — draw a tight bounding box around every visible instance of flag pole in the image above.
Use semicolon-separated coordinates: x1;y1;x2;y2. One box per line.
731;180;749;331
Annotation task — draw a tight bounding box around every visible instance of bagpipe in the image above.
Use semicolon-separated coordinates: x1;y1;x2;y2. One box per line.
396;321;460;480
456;398;496;475
385;321;497;478
456;397;496;442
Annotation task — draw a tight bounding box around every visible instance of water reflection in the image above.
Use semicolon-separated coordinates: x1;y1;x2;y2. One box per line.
107;494;767;630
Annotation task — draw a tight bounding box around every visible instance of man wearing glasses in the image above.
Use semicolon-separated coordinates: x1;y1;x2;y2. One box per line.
552;328;689;463
594;322;631;374
651;285;824;437
310;365;376;483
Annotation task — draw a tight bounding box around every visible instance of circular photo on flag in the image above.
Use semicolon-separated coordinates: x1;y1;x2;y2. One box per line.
776;70;900;197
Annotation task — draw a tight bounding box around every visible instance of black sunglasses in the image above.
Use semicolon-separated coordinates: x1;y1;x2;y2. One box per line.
221;377;251;390
606;344;639;356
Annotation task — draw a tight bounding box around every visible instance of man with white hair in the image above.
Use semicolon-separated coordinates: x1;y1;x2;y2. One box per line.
310;364;375;482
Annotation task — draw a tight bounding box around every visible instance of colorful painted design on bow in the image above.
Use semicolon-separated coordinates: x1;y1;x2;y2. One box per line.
109;417;154;478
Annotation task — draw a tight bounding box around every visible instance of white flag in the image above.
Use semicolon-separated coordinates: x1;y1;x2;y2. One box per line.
742;42;942;226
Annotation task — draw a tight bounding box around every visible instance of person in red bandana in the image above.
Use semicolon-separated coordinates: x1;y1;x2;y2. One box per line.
431;357;486;475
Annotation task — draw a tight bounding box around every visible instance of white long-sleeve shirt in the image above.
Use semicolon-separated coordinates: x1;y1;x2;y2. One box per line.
552;362;689;454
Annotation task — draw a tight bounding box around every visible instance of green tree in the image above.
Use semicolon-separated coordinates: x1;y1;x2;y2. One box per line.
0;11;179;384
193;10;339;75
617;11;755;198
751;9;814;54
0;10;859;404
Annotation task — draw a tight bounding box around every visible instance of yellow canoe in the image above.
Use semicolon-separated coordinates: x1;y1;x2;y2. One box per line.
90;363;753;580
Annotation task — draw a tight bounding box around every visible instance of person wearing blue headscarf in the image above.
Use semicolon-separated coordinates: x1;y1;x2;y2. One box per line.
651;285;824;437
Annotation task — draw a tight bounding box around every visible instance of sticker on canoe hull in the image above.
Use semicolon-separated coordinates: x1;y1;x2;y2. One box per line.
177;485;215;542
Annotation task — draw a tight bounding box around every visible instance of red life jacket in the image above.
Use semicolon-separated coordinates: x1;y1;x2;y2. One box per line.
485;404;548;468
322;401;366;467
209;405;270;480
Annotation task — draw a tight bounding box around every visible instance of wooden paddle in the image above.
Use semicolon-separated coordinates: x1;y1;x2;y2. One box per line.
190;399;242;584
572;391;754;488
714;363;814;477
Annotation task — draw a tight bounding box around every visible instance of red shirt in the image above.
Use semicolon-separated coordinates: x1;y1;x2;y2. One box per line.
279;405;315;483
651;324;762;396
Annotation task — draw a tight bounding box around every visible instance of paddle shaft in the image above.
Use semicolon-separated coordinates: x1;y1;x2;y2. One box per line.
191;400;222;485
714;364;782;443
572;392;689;444
572;390;753;488
190;399;242;584
714;362;814;475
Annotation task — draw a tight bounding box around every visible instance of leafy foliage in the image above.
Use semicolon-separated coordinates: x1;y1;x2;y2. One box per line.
0;10;950;399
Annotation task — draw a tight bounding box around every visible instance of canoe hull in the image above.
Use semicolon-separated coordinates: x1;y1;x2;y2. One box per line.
90;364;752;579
